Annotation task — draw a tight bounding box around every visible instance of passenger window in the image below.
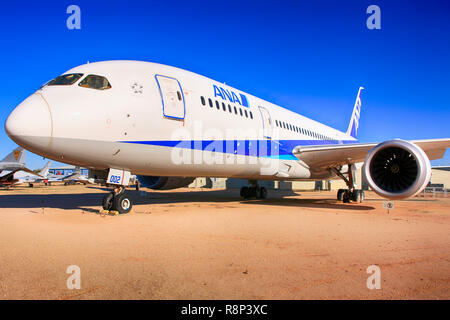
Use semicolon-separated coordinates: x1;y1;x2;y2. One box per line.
244;110;248;118
250;111;253;119
201;96;205;105
234;106;237;114
78;74;111;90
215;101;220;110
47;73;83;86
239;109;243;116
177;91;182;101
228;104;232;113
209;98;213;108
222;102;226;111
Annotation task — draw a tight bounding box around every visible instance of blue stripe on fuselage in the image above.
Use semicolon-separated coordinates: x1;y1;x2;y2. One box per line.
119;139;358;160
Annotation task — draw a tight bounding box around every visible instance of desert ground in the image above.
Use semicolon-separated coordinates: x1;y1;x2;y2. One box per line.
0;184;448;299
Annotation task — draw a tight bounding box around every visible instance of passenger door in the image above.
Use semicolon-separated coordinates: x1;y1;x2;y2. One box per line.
155;74;185;120
258;106;273;139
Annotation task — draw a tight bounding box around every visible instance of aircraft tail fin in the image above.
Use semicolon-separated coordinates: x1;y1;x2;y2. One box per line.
38;161;52;178
346;87;364;139
1;147;25;163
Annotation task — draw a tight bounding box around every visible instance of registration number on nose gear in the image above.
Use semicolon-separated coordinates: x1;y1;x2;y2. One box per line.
107;168;131;186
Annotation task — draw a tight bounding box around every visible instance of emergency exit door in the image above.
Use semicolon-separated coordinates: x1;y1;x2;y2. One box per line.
155;74;185;120
259;106;273;139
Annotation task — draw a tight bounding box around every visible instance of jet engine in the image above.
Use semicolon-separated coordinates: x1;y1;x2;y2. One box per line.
363;139;431;199
136;176;195;190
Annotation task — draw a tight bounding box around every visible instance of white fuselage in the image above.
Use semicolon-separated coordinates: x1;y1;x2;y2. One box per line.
5;61;356;181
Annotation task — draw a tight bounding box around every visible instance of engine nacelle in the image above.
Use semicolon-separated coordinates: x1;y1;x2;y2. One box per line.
363;139;431;199
136;176;195;190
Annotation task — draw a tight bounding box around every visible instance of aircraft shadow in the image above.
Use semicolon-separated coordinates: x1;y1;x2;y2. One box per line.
0;189;374;211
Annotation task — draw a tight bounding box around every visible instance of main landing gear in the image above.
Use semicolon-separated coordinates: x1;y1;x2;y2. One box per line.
240;181;268;200
337;188;365;203
102;185;133;214
332;165;365;203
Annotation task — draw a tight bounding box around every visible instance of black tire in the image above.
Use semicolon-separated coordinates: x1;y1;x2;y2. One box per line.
102;193;114;211
342;191;351;203
114;193;132;214
349;190;364;203
240;186;249;199
337;189;345;201
355;190;364;203
259;187;268;199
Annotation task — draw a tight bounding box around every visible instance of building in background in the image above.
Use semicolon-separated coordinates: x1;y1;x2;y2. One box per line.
49;165;89;177
47;165;449;191
188;166;450;191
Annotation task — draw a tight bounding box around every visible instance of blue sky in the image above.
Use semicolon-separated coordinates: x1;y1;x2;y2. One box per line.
0;0;449;169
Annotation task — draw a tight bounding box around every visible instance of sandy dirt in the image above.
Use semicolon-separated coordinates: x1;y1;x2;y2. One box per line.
0;184;448;300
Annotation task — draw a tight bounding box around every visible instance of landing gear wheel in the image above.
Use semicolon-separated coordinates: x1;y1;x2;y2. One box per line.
102;193;114;211
342;190;351;203
337;189;345;201
114;193;132;214
352;190;364;203
240;186;249;199
258;187;268;199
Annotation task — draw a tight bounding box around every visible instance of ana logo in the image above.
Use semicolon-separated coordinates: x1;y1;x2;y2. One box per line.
213;85;249;107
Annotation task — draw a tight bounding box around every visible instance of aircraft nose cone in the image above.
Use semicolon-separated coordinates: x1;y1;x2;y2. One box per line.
5;93;52;152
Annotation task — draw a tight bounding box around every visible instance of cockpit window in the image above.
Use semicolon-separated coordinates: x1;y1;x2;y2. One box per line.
78;74;112;90
47;73;83;86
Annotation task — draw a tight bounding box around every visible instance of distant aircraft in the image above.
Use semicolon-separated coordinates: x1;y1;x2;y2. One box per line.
62;166;94;185
0;147;36;187
5;61;450;213
13;161;51;186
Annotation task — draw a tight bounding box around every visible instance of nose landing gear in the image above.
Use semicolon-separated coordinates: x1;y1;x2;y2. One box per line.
102;185;133;214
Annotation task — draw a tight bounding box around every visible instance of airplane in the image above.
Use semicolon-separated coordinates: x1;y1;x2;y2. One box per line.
0;147;36;187
4;60;450;214
13;161;51;186
61;166;94;185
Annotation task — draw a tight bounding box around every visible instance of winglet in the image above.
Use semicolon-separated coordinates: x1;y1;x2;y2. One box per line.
346;87;364;139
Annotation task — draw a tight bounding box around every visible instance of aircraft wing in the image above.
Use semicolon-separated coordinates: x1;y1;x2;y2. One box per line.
0;170;13;178
292;138;450;169
20;167;43;178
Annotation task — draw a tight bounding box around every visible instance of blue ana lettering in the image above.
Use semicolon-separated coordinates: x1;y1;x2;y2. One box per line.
213;84;246;106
